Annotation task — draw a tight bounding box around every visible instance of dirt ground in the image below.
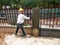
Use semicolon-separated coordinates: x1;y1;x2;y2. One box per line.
0;27;32;45
0;27;32;35
0;33;60;45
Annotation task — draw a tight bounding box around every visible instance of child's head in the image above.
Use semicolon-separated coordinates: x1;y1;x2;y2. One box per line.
18;8;24;13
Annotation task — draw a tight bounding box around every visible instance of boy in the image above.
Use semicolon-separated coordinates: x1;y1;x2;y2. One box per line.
15;8;30;37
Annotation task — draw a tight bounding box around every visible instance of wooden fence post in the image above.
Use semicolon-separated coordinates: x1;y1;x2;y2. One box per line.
32;7;40;37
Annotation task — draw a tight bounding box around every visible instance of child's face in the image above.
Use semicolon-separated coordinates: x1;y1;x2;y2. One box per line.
19;11;23;13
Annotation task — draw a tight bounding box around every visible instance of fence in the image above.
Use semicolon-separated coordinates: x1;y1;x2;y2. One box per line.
39;7;60;29
0;8;32;27
0;8;60;29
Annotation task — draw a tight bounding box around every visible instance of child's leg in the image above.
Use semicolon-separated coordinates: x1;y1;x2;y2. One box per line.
20;24;26;36
15;24;19;35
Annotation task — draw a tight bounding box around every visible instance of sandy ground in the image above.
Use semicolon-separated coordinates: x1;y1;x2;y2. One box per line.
0;33;60;45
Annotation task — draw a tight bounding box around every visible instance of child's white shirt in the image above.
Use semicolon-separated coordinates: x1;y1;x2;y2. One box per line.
17;14;30;24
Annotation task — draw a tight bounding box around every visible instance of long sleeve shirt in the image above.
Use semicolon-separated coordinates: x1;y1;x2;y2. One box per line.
17;14;30;24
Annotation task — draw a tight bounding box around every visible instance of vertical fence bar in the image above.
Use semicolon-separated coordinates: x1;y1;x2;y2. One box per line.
26;9;28;26
53;7;55;27
11;9;13;27
51;8;53;27
45;8;47;25
43;8;45;25
42;8;44;25
6;9;7;25
58;8;60;25
56;8;60;25
39;8;42;27
44;8;46;25
4;9;6;27
41;8;43;25
29;9;32;26
49;8;52;28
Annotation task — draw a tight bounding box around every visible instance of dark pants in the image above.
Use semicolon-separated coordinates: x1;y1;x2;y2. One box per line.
15;23;26;36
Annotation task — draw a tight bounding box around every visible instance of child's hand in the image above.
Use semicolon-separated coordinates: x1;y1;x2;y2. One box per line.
29;20;32;25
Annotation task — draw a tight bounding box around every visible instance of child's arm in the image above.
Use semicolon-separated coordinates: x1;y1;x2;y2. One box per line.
23;15;30;19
